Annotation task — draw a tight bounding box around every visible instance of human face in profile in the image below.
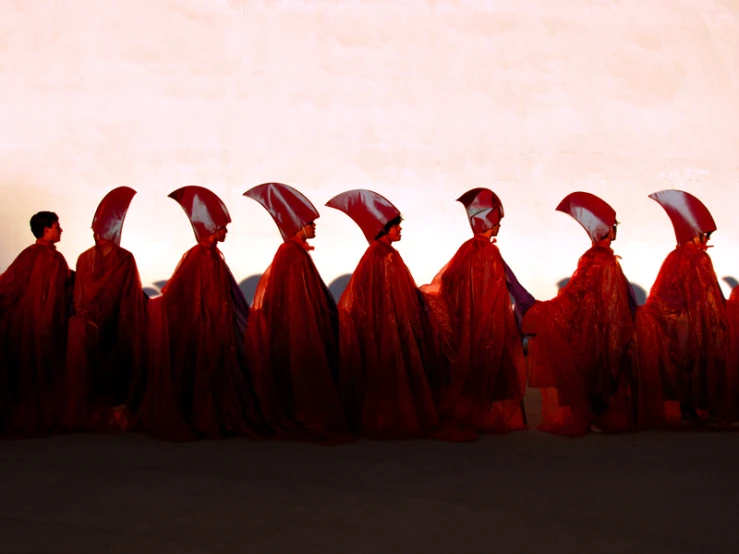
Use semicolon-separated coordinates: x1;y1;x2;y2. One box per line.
386;223;402;242
302;221;316;240
216;226;228;243
45;221;62;244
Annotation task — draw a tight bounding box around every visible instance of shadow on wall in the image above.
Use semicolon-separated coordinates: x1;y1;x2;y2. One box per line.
239;274;263;305
556;277;647;305
328;273;352;302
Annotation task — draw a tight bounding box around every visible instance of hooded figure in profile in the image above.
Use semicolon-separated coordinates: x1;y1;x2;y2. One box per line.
243;182;350;443
637;190;734;426
64;187;148;432
523;192;638;436
422;188;533;434
0;211;72;438
140;186;263;440
326;189;442;439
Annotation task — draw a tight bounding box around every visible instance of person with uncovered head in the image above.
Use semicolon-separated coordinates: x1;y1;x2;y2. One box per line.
0;210;72;437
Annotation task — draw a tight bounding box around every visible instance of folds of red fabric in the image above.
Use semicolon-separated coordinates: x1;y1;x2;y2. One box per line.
421;236;526;433
637;242;731;427
725;287;739;422
337;241;439;439
245;241;351;444
0;244;71;438
138;243;264;440
523;246;637;437
64;244;148;432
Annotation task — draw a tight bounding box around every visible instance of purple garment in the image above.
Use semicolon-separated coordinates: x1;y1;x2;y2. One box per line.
503;260;535;331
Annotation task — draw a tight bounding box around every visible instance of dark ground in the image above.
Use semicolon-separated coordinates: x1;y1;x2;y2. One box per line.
2;390;738;554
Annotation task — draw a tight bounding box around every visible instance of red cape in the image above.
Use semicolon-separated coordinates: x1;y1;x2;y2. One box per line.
422;236;526;433
245;240;350;443
64;244;148;432
139;243;263;440
523;245;637;436
637;243;731;426
726;286;739;421
337;241;439;439
0;243;71;438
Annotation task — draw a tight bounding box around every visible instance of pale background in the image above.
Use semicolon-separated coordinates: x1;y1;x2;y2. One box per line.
1;0;737;300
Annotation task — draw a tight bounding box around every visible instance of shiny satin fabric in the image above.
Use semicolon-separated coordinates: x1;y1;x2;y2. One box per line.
0;244;72;438
556;192;617;243
422;236;527;433
337;241;439;439
649;190;717;246
139;243;263;440
91;187;137;246
245;241;351;443
523;246;638;437
64;244;148;432
168;186;232;243
244;183;320;240
326;189;401;244
637;242;731;426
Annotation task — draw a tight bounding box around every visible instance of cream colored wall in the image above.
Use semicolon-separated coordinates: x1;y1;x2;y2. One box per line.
1;0;737;300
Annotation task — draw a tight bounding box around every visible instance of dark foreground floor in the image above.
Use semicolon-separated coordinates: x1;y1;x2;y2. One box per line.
2;403;739;554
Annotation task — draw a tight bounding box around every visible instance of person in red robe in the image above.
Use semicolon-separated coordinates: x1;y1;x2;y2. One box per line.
523;192;638;437
637;190;734;426
139;186;263;440
422;188;532;434
326;189;446;439
63;187;148;432
0;211;72;438
243;182;350;443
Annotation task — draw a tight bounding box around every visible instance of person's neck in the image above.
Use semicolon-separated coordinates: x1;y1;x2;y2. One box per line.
35;238;55;248
377;235;393;245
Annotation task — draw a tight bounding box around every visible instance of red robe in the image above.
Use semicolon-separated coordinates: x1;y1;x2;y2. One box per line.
245;240;350;443
64;244;148;432
0;242;71;438
337;241;439;439
422;236;526;433
523;245;637;437
140;243;263;440
637;242;731;426
725;287;739;421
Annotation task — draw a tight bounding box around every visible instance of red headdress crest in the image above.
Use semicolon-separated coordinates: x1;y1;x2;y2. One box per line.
244;182;320;240
168;186;231;243
648;189;716;246
556;191;616;243
325;189;401;244
456;188;504;234
91;186;137;246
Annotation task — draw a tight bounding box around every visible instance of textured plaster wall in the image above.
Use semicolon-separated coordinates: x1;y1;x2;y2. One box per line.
1;0;738;299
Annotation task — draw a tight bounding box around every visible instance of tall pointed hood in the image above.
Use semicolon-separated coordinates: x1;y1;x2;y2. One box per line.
456;188;504;234
325;189;401;244
91;186;137;246
556;192;616;243
649;189;716;246
244;182;319;240
168;186;231;243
